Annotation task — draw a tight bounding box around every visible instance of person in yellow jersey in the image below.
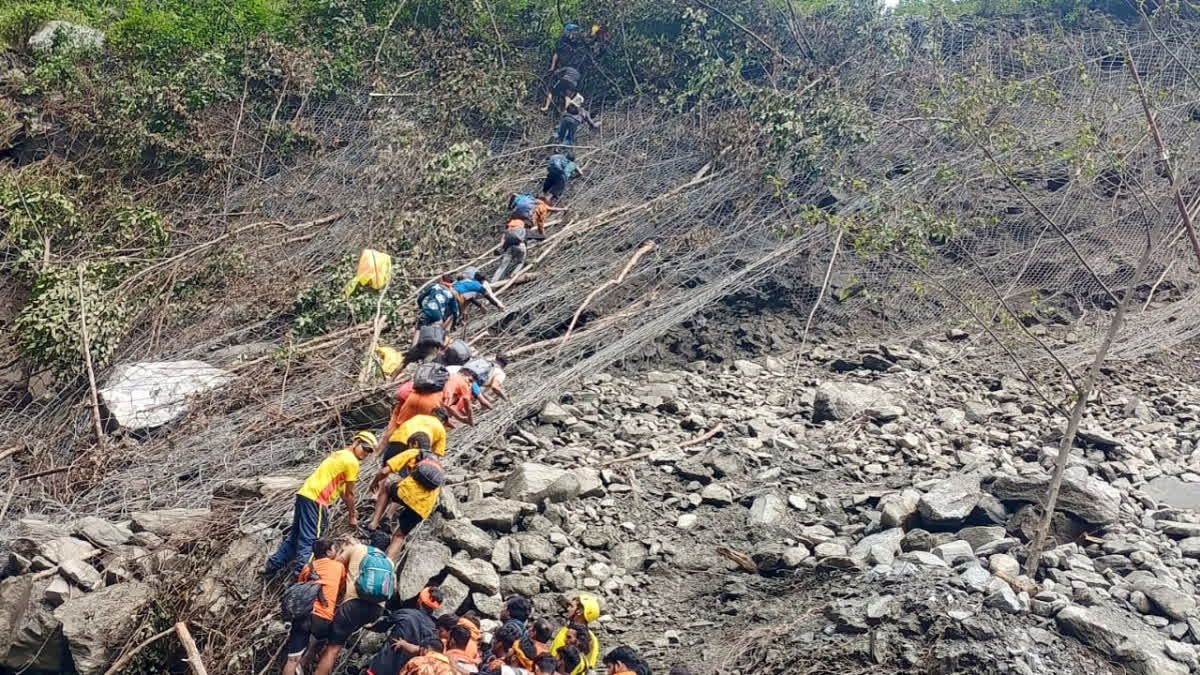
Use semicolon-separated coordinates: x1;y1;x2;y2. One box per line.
366;432;444;559
265;431;377;576
548;593;601;674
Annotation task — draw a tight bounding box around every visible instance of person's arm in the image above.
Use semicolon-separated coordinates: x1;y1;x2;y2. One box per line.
548;52;559;72
342;482;358;527
481;281;505;310
368;466;392;494
390;637;421;655
583;109;600;129
462;399;475;426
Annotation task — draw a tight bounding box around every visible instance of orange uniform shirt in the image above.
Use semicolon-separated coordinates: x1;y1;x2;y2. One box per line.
442;371;473;409
394;390;443;426
299;557;345;621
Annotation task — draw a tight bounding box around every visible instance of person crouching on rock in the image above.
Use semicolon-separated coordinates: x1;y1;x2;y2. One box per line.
365;432;444;558
265;431;377;576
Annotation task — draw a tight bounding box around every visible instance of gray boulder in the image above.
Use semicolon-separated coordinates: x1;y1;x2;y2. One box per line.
434;575;471;618
917;475;982;526
500;574;542;598
850;528;904;563
73;517;132;549
989;472;1120;524
439;520;494;558
130;508;212;536
813;382;902;422
395;540;450;602
0;575;33;662
99;360;233;430
464;497;536;530
514;533;556;563
539;402;571;424
504;463;583;503
1143;476;1200;512
609;542;648;571
44;577;72;607
28;21;105;52
59;560;103;592
56;581;153;675
748;493;786;527
34;537;97;566
1133;580;1197;622
446;558;501;595
2;605;68;674
213;476;303;500
1057;605;1188;675
879;490;920;529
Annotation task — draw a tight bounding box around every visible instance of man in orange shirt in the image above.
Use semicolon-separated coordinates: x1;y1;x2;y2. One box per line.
442;367;476;428
398;637;455;675
282;538;346;675
266;432;377;576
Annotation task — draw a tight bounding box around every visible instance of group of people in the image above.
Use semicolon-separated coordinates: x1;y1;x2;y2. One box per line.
254;20;674;675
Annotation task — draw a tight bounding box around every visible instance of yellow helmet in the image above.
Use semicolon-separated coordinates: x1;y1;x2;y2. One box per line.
352;431;379;451
577;592;600;623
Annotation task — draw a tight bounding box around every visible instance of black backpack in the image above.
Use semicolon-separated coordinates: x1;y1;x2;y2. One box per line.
280;567;326;622
408;451;445;489
412;363;449;393
416;324;447;348
439;340;472;366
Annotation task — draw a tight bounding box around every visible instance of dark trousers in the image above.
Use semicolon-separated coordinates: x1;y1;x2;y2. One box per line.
266;494;328;575
554;116;579;146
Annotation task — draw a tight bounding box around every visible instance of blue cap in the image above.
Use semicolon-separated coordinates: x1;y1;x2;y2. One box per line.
564;23;579;32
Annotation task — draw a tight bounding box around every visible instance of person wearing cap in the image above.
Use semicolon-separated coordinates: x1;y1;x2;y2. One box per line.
551;96;599;148
265;431;377;576
366;432;444;558
366;584;443;675
548;593;600;673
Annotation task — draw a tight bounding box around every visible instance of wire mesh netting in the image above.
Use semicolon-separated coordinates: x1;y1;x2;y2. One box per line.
3;17;1200;524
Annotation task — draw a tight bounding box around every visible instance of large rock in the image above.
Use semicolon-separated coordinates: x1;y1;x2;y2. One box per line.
1142;476;1200;512
503;463;581;503
74;517;132;549
59;560;103;592
609;542;648;571
812;382;901;422
514;533;556;563
446;558;501;595
99;360;233;430
1133;580;1197;622
464;497;535;531
748;493;786;527
917;475;982;527
34;537;97;565
433;574;471;618
0;575;33;662
439;520;495;558
55;581;153;675
28;21;105;52
850;528;904;563
989;472;1120;524
2;605;68;674
879;490;920;529
130;508;212;536
395;540;450;602
1057;605;1188;675
213;476;304;500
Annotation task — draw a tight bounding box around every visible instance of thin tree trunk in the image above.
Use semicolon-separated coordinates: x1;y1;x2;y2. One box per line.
77;267;106;453
1023;231;1153;576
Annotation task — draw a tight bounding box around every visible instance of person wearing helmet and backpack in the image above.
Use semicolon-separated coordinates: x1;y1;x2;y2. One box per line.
548;593;601;674
266;431;378;577
366;432;445;558
311;531;395;675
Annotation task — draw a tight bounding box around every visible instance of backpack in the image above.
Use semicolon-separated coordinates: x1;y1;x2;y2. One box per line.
354;546;395;604
417;324;447;348
412;363;450;393
512;193;536;220
463;358;493;384
440;340;472;366
280;567;325;622
408;451;445;489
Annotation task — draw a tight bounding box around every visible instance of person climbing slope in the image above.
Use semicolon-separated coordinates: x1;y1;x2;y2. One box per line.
551;97;599;148
310;532;395;675
282;538;346;675
366;432;444;558
367;585;443;675
493;216;542;283
380;408;449;465
541;152;584;203
464;356;510;403
542;24;587;112
266;431;377;576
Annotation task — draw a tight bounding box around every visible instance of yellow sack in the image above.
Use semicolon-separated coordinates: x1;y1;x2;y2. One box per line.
375;345;404;376
343;249;392;296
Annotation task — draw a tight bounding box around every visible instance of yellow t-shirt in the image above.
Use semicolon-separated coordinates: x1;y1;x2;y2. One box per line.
385;449;440;518
297;449;359;506
549;625;599;673
389;415;447;456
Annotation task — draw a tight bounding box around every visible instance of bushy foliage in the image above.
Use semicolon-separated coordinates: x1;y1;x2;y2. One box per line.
290;259;411;339
0;181;80;274
14;265;128;377
421;141;484;194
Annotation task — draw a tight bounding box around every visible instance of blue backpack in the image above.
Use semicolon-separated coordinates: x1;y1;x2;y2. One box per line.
355;547;395;604
548;154;569;176
512;193;536;220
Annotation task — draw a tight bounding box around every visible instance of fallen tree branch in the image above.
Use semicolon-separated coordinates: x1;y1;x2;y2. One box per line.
77;267;106;454
801;230;842;347
175;622;209;675
679;422;726;448
18;465;73;482
556;241;657;358
716;546;757;572
103;627;176;675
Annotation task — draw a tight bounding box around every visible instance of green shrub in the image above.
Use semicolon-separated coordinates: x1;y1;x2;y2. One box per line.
0;1;58;50
14;265;129;378
0;181;80;275
420;141;483;194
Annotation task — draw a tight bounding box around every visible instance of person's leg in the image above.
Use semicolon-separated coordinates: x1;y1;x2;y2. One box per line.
506;243;528;280
291;498;326;575
494;245;516;282
313;644;341;675
385;528;406;560
281;616;311;675
266;495;303;573
367;483;390;530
